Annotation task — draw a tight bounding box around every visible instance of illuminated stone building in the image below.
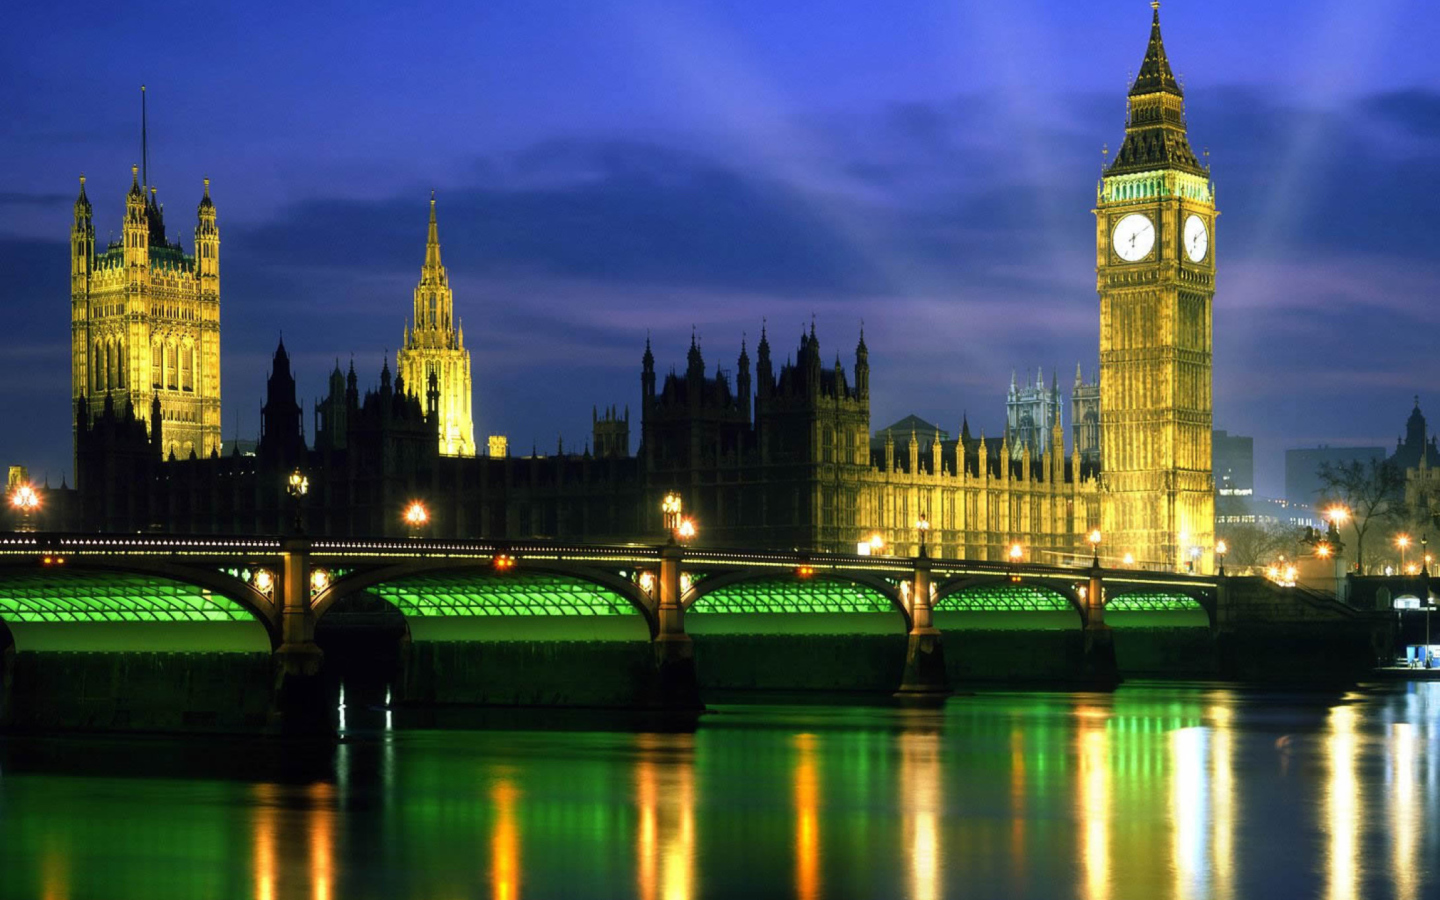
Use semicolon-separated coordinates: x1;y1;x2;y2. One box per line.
71;166;222;468
638;327;1101;560
1095;3;1216;571
1005;368;1060;460
397;194;476;457
1071;364;1100;466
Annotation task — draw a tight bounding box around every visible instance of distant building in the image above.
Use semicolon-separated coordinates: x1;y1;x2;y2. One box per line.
1389;398;1440;470
487;435;508;458
875;415;948;448
1285;446;1385;508
1006;369;1060;460
1213;430;1254;496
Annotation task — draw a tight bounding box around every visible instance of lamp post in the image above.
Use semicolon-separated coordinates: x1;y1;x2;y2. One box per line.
1009;542;1024;563
869;532;885;555
1215;539;1228;577
1397;534;1411;573
675;516;697;544
1088;529;1102;568
286;468;308;534
915;512;930;558
661;492;682;543
403;500;429;539
8;484;39;533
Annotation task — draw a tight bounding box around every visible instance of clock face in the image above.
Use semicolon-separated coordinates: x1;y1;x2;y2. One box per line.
1184;214;1209;262
1112;213;1154;262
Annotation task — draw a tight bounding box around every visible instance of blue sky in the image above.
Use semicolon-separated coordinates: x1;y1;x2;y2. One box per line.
2;0;1438;495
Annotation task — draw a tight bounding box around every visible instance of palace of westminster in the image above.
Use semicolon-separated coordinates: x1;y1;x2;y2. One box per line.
60;7;1218;571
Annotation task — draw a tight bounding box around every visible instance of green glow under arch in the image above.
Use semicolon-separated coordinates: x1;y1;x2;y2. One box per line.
369;572;638;617
1106;592;1205;612
0;570;252;623
690;577;893;614
936;582;1074;612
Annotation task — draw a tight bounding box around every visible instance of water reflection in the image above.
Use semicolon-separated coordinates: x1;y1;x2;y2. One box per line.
490;777;521;900
793;733;821;900
1325;704;1361;900
1075;704;1111;900
6;684;1440;899
899;722;942;900
635;733;695;900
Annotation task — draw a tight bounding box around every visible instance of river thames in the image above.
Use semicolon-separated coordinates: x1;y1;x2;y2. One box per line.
0;682;1435;899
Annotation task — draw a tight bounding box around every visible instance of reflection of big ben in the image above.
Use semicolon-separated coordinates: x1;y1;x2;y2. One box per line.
1097;2;1215;572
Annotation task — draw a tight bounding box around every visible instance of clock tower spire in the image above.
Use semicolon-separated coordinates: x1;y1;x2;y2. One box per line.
1096;3;1216;573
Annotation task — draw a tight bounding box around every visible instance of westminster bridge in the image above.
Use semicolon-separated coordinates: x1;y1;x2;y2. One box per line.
0;534;1381;731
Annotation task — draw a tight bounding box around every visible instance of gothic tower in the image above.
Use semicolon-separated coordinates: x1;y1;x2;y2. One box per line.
1096;3;1216;571
71;156;222;472
397;193;476;456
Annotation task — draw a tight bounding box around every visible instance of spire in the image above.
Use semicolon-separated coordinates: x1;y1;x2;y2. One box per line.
141;85;149;190
1107;2;1203;177
1130;3;1180;98
128;164;143;199
75;174;90;213
199;177;213;211
425;190;442;270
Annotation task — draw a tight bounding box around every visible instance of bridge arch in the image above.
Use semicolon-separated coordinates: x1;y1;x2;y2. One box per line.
683;571;909;633
931;576;1086;629
1104;588;1215;628
0;560;278;650
313;560;656;639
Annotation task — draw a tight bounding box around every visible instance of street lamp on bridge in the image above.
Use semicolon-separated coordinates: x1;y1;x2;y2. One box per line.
1088;529;1102;568
403;500;429;538
915;512;930;557
1216;540;1228;577
286;468;308;535
661;492;683;541
9;483;39;533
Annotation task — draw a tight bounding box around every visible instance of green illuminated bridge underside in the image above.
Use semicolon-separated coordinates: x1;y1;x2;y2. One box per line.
691;578;893;615
0;571;251;623
371;572;639;617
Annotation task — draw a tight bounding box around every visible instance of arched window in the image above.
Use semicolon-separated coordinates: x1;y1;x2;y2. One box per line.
181;344;193;392
166;344;178;390
116;341;125;389
93;342;103;392
152;343;163;388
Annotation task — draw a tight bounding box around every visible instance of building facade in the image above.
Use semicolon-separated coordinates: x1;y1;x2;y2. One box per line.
397;195;476;457
1213;429;1254;496
1005;369;1060;460
71;168;222;469
1096;4;1216;571
1071;364;1100;466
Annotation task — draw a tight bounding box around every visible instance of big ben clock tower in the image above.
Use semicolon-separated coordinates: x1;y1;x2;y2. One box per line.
1097;2;1215;572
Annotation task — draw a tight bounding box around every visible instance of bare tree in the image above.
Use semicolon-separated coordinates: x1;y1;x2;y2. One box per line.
1217;520;1306;571
1317;458;1405;573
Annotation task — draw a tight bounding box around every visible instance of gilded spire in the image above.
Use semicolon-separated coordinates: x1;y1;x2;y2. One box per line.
425;190;442;271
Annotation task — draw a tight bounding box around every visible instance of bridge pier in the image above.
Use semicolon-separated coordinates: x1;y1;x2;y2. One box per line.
1080;563;1120;689
271;538;329;731
897;552;950;698
651;543;702;710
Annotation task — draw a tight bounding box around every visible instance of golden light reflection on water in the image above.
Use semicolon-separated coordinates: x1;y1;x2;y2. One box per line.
1390;722;1417;900
308;782;335;900
491;777;521;900
1325;704;1361;900
792;733;821;900
1209;701;1237;900
251;783;278;900
635;733;695;900
899;726;941;900
1170;726;1207;900
1075;706;1111;900
41;844;69;900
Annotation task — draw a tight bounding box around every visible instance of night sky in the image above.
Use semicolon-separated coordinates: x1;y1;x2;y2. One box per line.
2;0;1437;497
